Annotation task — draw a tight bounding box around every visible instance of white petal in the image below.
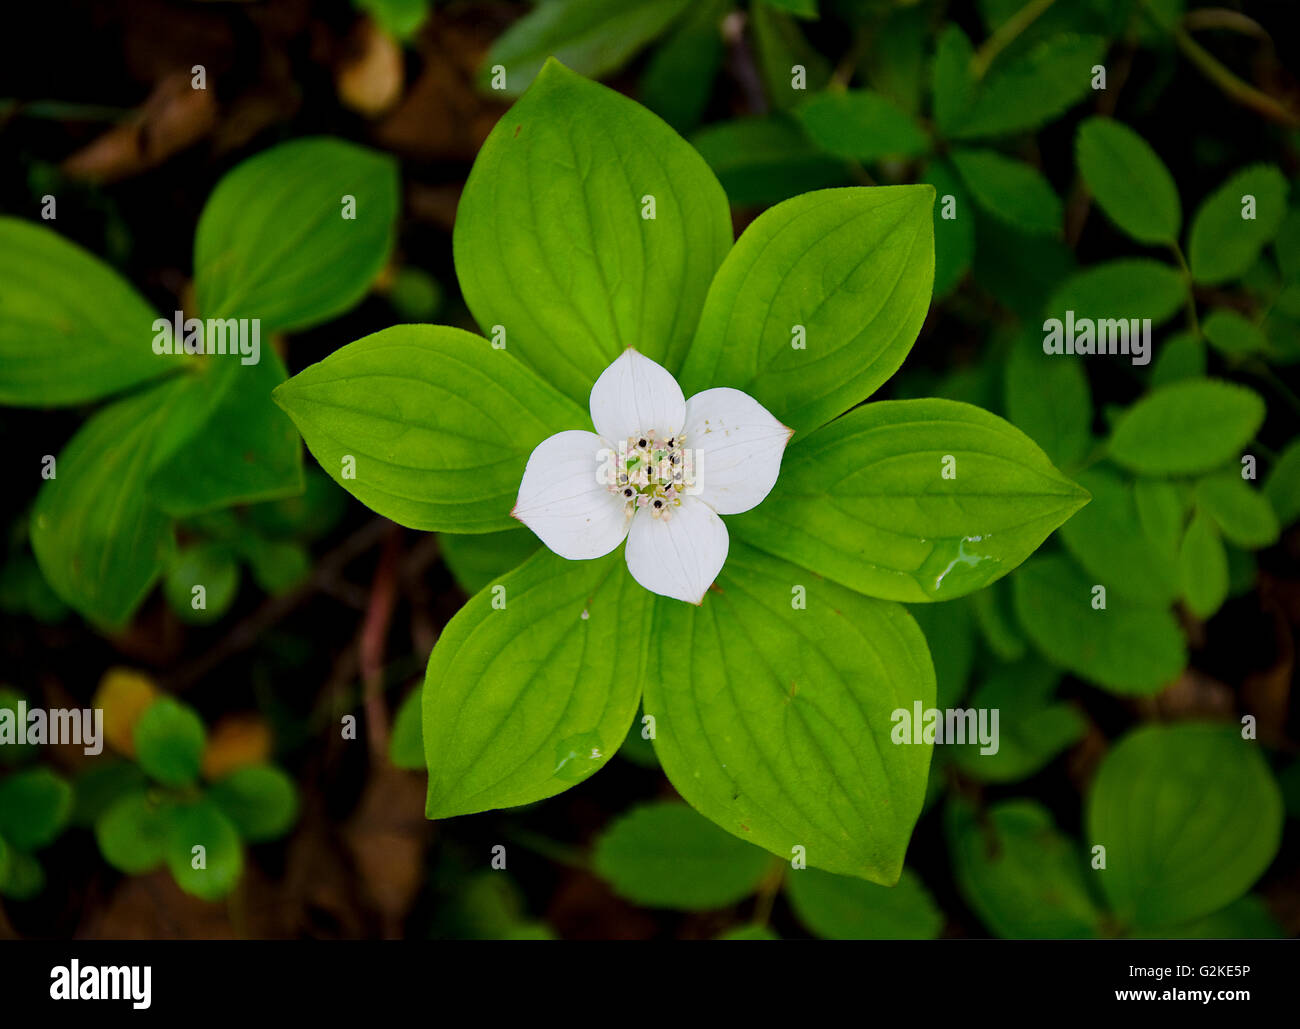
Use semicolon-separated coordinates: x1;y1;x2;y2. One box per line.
624;497;729;605
513;430;631;560
589;348;686;444
682;387;794;515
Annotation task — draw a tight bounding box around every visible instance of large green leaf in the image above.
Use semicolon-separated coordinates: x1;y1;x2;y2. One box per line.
1187;165;1289;285
794;90;929;162
730;399;1089;603
423;549;651;818
1003;330;1092;469
1107;379;1265;476
165;799;244;900
454;59;731;404
481;0;690;96
151;353;303;517
953;36;1108;140
644;544;935;884
680;186;934;436
208;765;299;843
194;137;398;333
1013;554;1186;694
133;697;206;788
274;325;585;533
0;218;176;407
947;797;1103;939
592;801;772;909
1195;471;1280;549
930;25;976;137
1059;467;1180;605
923;159;974;298
952;149;1061;237
1180;509;1228;619
786;866;942;940
690;116;849;208
1087;723;1283;929
1075;116;1181;244
30;374;208;625
0;768;72;850
1045;258;1187;327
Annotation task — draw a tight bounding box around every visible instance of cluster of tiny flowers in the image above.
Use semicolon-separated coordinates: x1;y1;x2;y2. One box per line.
608;430;693;521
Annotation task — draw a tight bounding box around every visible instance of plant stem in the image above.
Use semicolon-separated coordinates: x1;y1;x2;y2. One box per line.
1168;243;1201;337
752;858;786;927
971;0;1056;80
1169;23;1300;127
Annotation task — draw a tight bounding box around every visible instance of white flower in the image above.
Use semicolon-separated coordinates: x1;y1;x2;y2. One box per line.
512;349;793;604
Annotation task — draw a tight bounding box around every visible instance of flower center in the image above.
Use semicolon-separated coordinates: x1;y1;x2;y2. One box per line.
607;430;695;521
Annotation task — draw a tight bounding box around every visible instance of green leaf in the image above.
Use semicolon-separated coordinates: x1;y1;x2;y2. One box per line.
0;847;43;900
644;544;935;883
440;529;540;596
95;790;170;874
208;764;299;843
1150;330;1206;387
1004;330;1092;469
1179;509;1228;619
971;579;1027;662
762;0;817;16
1059;467;1179;605
786;866;942;940
951;658;1086;783
70;759;148;827
931;25;976;137
273;325;585;533
194;137;398;333
1134;477;1187;561
730;398;1090;603
923;160;974;297
389;686;424;770
592;801;772;909
1264;439;1300;525
151;353;303;517
638;0;725;134
0;688;36;766
423;549;651;818
690;116;849;208
1187;165;1289;285
1143;895;1284;939
30;375;202;626
454;59;731;403
166;799;244;900
1202;309;1269;360
954;36;1108;140
1195;471;1280;549
1045;258;1187;327
133;697;206;788
1107;378;1265;476
0;768;71;849
1087;722;1283;929
972;212;1076;321
482;0;690;96
952;148;1061;236
751;3;830;111
717;924;780;940
947;797;1102;939
680;185;934;436
163;544;240;625
1013;554;1186;694
795;90;929;162
354;0;429;41
907;598;976;709
1075;116;1181;244
0;217;174;407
